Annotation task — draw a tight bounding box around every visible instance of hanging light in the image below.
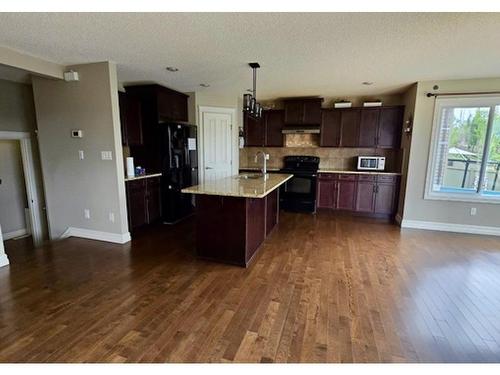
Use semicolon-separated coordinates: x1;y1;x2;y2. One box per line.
243;62;262;119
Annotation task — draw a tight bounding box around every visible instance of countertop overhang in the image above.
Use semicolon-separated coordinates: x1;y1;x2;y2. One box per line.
181;173;293;199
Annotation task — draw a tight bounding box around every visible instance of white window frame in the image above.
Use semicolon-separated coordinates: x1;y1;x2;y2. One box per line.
424;94;500;204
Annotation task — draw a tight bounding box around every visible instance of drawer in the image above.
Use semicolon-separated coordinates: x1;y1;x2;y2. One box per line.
338;174;357;181
358;174;377;182
318;173;337;179
377;175;399;184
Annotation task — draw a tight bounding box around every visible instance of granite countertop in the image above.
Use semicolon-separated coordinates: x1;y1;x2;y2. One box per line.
181;173;293;198
318;169;401;176
125;173;162;182
239;167;281;172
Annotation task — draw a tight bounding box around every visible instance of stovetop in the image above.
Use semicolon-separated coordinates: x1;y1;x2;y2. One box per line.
281;155;320;173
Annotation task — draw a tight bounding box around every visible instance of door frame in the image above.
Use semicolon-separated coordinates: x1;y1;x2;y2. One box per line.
197;106;237;182
0;131;44;249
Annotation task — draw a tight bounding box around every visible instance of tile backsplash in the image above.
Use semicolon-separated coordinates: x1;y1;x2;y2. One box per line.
240;146;402;172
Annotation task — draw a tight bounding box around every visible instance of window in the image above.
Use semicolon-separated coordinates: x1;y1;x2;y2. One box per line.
426;95;500;202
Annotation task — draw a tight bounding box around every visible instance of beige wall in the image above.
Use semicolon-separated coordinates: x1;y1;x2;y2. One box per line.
402;78;500;227
0;78;48;239
0;140;27;234
0;46;64;80
32;62;129;240
396;83;418;220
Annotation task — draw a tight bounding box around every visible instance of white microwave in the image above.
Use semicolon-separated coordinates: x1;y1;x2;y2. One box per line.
357;156;386;171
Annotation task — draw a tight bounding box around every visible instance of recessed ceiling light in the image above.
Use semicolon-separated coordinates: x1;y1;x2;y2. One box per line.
362;81;374;86
199;83;210;88
166;67;179;72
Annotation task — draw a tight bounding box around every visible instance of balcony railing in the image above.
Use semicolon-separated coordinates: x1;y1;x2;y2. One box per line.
447;158;500;190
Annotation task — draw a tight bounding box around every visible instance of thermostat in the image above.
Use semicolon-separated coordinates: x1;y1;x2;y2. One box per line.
71;130;83;138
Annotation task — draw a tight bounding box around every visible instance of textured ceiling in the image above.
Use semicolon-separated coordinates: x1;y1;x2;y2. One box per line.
0;13;499;99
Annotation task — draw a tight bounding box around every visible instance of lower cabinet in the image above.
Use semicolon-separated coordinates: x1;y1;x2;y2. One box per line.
126;176;162;231
316;173;399;216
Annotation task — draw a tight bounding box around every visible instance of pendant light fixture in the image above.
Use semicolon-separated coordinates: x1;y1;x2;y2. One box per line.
243;62;262;119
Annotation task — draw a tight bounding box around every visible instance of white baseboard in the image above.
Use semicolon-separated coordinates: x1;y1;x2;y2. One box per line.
0;253;9;268
60;227;131;244
2;228;28;241
401;219;500;237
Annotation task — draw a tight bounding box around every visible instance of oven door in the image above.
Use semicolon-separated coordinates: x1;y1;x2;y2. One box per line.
280;173;317;213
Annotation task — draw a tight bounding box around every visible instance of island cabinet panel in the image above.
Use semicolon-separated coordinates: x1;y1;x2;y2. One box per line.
194;192;277;267
265;189;279;235
196;196;248;266
246;197;266;263
358;108;380;147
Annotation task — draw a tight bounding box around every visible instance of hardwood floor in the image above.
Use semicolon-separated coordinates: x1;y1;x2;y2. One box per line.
1;212;500;363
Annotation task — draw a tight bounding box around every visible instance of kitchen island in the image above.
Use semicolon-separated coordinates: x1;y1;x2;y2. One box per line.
181;173;293;267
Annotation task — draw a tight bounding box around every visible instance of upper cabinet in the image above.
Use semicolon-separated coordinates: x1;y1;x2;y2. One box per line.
119;92;144;146
378;107;404;148
125;84;189;124
320;106;404;149
264;110;285;147
284;98;323;125
244;110;284;147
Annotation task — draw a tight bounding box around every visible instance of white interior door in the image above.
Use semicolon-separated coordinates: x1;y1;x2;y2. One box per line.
201;110;233;181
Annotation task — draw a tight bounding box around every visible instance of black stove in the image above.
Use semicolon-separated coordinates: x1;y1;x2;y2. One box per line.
279;156;320;213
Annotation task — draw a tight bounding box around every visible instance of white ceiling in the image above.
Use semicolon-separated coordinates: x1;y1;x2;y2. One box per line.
0;13;499;99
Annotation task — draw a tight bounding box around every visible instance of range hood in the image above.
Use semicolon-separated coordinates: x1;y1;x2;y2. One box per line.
282;126;320;134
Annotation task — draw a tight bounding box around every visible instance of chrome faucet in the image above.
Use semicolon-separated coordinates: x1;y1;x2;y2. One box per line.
255;150;268;178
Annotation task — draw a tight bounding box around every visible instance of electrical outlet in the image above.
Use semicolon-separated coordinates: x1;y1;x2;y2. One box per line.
84;209;90;219
470;207;477;216
78;150;84;160
109;212;115;223
265;153;270;160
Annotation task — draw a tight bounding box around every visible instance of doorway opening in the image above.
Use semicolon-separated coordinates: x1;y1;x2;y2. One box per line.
0;131;46;265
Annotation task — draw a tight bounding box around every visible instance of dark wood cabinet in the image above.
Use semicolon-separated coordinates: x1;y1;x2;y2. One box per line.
316;173;399;217
378;107;404;148
320;110;341;147
244;113;265;147
317;174;336;209
336;175;357;210
320;106;404;149
244;110;284;147
284;98;322;125
358;108;380;147
355;175;376;213
126;179;148;230
374;176;399;214
124;84;189;173
126;176;162;232
119;92;144;146
340;109;361;147
265;189;279;235
264;110;284;147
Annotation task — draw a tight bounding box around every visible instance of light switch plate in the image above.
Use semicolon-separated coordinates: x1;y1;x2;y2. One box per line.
78;150;84;160
101;151;113;160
